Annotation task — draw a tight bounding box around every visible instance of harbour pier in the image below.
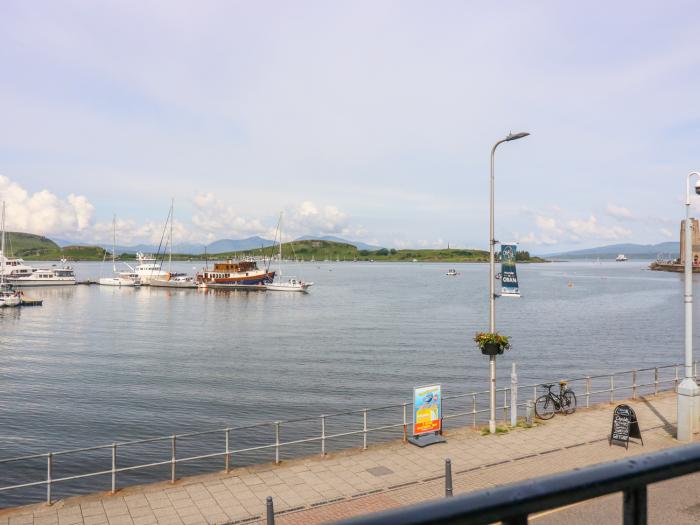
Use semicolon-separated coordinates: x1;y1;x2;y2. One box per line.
0;392;686;525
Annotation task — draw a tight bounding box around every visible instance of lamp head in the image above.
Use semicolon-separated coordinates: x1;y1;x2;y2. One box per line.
506;131;530;141
694;179;700;195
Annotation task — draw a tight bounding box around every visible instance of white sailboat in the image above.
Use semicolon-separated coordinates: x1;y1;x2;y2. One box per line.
0;202;21;307
151;200;197;289
265;213;313;293
99;216;141;287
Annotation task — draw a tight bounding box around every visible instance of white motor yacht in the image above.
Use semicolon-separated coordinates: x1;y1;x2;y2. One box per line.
616;254;628;262
129;252;169;284
9;266;76;286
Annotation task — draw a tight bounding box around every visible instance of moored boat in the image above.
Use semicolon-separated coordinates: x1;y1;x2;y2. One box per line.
9;266;76;286
151;273;197;288
265;278;312;292
0;203;21;307
616;254;628;262
196;259;274;287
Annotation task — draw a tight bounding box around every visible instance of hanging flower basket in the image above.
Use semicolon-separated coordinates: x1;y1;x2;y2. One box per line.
474;332;511;356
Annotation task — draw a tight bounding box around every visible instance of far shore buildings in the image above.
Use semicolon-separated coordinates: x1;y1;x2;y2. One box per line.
680;219;700;265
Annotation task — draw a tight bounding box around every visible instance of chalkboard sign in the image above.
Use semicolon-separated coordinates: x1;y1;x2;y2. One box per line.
609;404;643;449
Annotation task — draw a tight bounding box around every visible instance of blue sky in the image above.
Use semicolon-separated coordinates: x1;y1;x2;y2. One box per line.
1;1;699;251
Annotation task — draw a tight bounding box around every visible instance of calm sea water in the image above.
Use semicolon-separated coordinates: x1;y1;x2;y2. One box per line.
0;259;693;505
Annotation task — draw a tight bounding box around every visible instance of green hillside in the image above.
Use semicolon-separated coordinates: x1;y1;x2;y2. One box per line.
2;232;108;261
219;240;546;263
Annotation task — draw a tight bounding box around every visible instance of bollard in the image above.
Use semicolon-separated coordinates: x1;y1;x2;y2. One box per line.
445;459;453;497
266;496;275;525
525;400;533;426
510;363;518;427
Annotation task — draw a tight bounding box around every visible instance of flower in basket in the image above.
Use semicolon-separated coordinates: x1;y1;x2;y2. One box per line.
473;332;511;352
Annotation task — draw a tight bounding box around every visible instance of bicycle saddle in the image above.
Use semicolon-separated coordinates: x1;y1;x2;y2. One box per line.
541;383;555;388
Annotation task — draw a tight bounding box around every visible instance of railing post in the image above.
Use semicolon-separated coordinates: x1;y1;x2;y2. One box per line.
363;409;368;450
525;400;533;426
585;376;591;408
632;370;637;400
225;428;230;473
444;458;453;497
623;486;647;525
402;403;408;442
503;389;508;422
46;452;52;505
266;496;275;525
610;375;615;404
170;435;176;483
510;363;518;427
111;443;117;494
472;394;477;428
654;368;659;395
675;366;679;391
321;416;326;457
275;422;281;465
695;361;698;380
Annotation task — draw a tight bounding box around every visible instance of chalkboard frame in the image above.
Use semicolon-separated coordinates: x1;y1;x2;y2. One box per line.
609;404;643;449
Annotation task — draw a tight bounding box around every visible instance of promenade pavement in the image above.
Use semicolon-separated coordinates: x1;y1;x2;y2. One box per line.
0;391;688;525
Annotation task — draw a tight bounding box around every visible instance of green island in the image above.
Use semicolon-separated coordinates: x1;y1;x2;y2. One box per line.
7;232;546;263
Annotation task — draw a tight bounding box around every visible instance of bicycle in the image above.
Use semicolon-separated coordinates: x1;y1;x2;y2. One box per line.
535;381;577;420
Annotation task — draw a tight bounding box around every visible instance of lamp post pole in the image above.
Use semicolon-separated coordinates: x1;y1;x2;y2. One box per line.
678;171;700;441
488;131;529;434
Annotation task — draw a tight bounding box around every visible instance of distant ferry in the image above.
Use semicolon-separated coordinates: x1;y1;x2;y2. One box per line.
615;254;628;262
196;259;275;286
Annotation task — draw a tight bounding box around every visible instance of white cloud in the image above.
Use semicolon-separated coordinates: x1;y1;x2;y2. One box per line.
0;175;95;236
191;193;266;238
660;227;675;238
566;215;632;241
606;203;633;219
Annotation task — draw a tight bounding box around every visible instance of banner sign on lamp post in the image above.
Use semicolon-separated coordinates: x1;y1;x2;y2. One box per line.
413;385;442;435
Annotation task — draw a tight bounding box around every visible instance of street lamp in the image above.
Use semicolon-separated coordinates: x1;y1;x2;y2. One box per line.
678;171;700;441
488;131;530;434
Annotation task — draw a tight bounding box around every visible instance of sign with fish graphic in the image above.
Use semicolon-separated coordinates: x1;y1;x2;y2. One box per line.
413;384;442;435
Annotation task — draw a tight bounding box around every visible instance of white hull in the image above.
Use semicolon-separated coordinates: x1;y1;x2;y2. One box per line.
9;278;75;287
265;280;313;292
150;278;197;289
0;294;20;307
99;277;141;287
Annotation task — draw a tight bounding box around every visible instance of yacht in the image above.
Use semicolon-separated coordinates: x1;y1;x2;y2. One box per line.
446;269;459;276
149;201;197;289
9;266;76;286
0;254;35;279
120;252;169;285
264;213;312;293
99;215;142;287
0;202;20;307
616;254;628;262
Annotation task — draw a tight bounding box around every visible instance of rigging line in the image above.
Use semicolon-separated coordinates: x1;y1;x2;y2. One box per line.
265;214;282;273
154;205;172;269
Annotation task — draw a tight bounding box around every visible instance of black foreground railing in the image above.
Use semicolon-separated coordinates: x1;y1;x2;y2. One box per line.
331;443;700;525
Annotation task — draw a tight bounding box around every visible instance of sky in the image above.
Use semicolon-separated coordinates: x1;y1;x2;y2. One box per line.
1;0;699;253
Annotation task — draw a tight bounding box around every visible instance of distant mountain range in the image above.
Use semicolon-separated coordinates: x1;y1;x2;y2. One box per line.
543;242;679;259
52;235;383;254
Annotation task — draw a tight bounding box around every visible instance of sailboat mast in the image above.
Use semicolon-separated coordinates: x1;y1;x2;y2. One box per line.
112;214;117;273
169;199;173;273
278;212;283;278
1;202;6;284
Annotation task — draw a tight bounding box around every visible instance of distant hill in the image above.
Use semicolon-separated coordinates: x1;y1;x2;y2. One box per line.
2;232;108;260
3;232;59;258
544;242;679;259
222;239;545;263
295;235;383;251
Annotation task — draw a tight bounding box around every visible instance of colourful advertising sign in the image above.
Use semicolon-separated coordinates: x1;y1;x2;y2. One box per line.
413;384;442;435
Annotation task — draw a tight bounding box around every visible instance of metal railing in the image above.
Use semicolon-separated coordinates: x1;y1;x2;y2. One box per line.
0;361;693;506
331;442;700;525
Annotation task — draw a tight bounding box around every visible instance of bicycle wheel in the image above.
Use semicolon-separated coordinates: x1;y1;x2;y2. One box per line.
535;395;555;420
562;391;577;414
